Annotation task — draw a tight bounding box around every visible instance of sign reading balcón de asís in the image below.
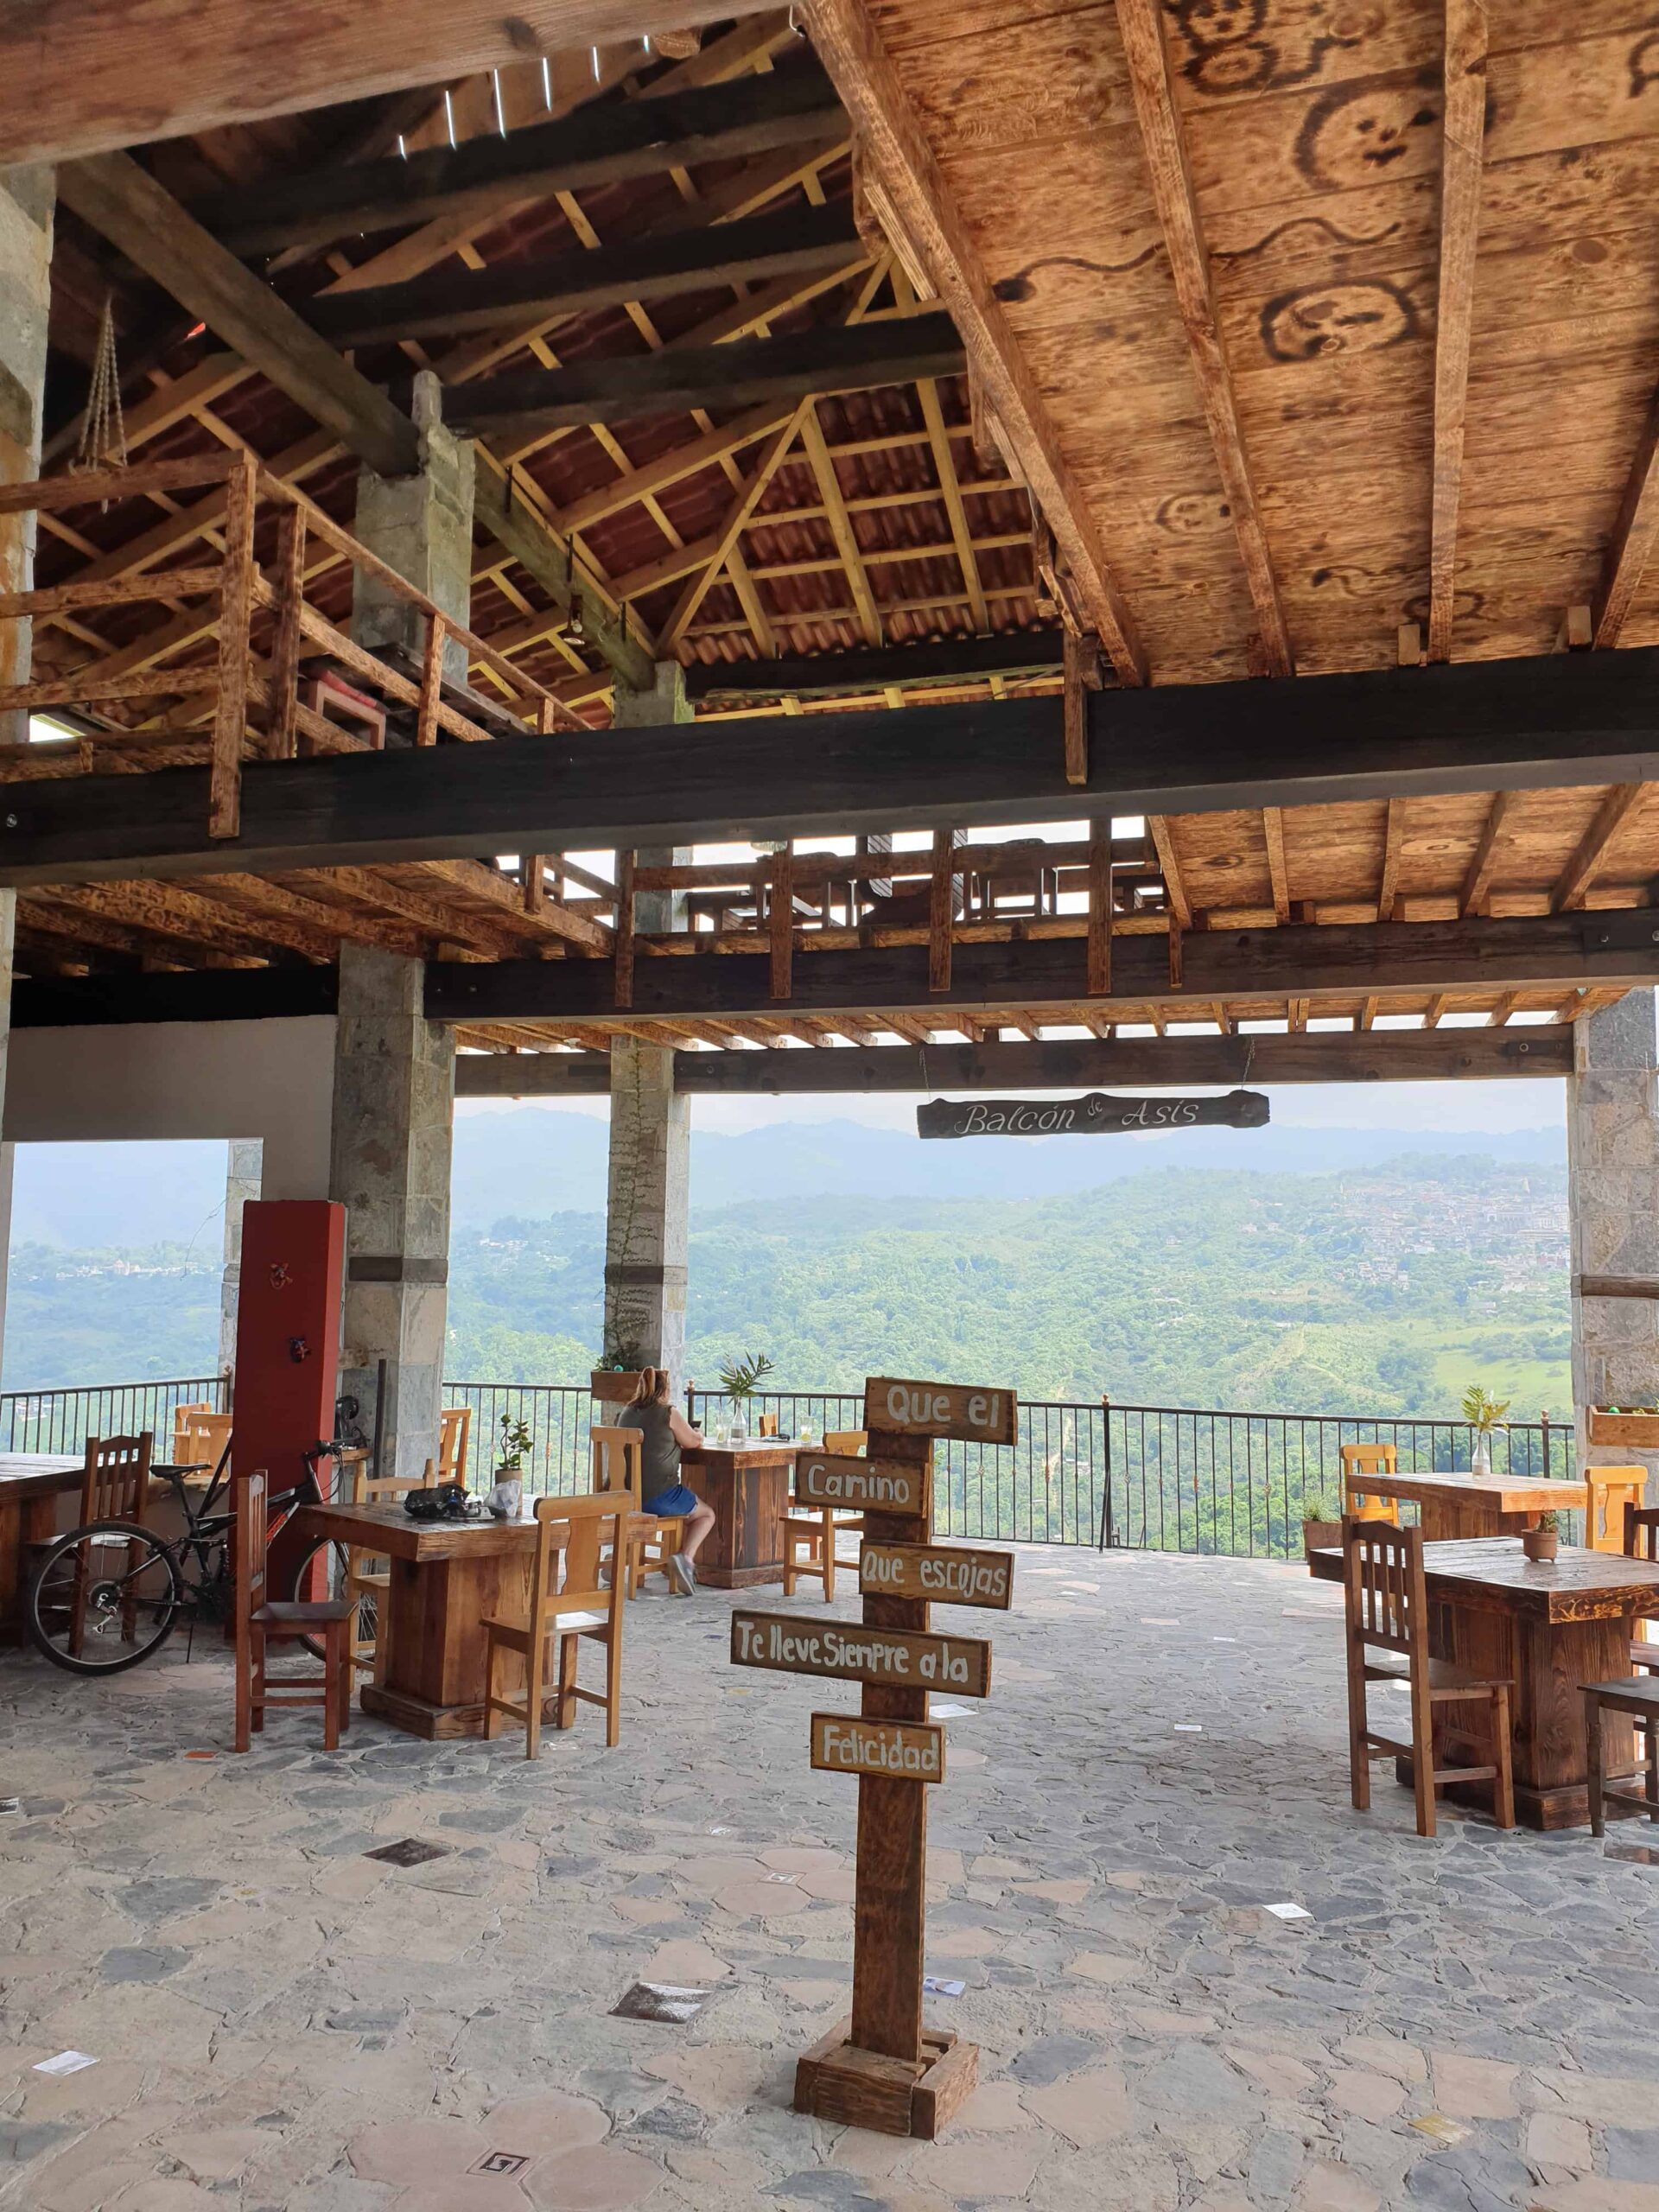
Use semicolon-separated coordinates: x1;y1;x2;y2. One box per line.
731;1609;991;1696
916;1089;1268;1141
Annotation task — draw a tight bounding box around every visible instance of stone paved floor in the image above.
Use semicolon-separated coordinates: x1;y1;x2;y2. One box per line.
2;1545;1657;2212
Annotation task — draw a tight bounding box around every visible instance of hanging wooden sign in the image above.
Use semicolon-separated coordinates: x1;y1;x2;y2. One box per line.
811;1713;946;1783
797;1450;927;1514
865;1376;1018;1448
731;1609;992;1696
916;1089;1269;1140
860;1541;1014;1610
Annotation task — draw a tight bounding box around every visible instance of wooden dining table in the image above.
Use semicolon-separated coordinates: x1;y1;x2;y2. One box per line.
1346;1469;1586;1541
294;1498;565;1739
680;1442;798;1587
1311;1537;1659;1829
0;1454;86;1642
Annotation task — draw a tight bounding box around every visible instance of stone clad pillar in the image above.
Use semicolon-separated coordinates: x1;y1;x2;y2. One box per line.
218;1139;264;1379
1568;989;1659;1497
331;945;454;1479
604;665;692;1379
0;168;54;1375
352;369;474;687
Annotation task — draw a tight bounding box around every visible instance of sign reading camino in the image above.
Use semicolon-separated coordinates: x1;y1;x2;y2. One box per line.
810;1713;945;1783
796;1450;926;1514
730;1609;992;1696
864;1376;1018;1448
859;1541;1014;1611
916;1089;1269;1141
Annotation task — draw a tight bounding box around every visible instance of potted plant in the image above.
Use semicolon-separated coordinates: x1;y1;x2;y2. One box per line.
591;1336;644;1405
1302;1491;1344;1568
486;1413;533;1520
1460;1383;1511;1476
716;1351;775;1445
1522;1510;1560;1565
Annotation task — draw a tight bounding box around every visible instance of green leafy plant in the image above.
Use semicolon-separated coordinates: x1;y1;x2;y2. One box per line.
1535;1510;1560;1535
496;1413;534;1471
1459;1382;1511;1433
717;1351;775;1400
595;1332;641;1373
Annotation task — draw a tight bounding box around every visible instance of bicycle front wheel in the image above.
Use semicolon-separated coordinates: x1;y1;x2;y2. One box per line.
26;1521;183;1675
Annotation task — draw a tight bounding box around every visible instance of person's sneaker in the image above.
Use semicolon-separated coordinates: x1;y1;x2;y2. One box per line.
667;1554;696;1597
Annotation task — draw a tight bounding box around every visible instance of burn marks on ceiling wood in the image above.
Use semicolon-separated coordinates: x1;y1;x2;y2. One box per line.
1258;275;1420;361
1164;0;1385;100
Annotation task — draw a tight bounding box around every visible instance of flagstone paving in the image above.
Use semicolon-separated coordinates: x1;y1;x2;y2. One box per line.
2;1545;1657;2210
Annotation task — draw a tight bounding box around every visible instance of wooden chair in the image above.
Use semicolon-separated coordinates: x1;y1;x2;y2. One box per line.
1340;1441;1400;1525
590;1427;685;1599
758;1410;779;1438
439;1405;473;1487
1587;1465;1647;1554
1583;1675;1659;1836
232;1466;353;1752
170;1401;215;1460
60;1434;153;1657
343;1450;438;1681
1343;1516;1516;1839
783;1429;868;1601
482;1493;626;1758
1626;1502;1659;1672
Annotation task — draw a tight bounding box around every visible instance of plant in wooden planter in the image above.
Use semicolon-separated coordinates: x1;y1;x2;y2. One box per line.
592;1335;645;1405
1302;1492;1344;1567
1522;1510;1560;1565
1588;1404;1659;1448
1460;1382;1511;1476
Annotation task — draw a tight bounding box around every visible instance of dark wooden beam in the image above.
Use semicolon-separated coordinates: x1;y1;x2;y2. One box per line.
7;645;1659;887
454;1023;1570;1096
0;2;743;168
197;64;843;254
56;153;420;481
427;912;1659;1027
309;203;864;347
446;313;965;440
683;630;1064;701
11;966;340;1028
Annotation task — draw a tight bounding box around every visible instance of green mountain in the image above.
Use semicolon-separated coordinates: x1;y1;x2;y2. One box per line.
2;1154;1570;1422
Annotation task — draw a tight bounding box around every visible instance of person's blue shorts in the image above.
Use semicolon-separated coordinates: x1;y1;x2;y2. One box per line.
644;1484;698;1517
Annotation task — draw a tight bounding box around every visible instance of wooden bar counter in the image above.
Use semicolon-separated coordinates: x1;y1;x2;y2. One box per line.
1345;1469;1586;1541
681;1443;798;1588
295;1498;564;1738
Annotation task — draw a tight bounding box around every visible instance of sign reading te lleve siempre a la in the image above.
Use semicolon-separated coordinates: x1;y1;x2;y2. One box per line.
916;1089;1269;1141
730;1610;992;1696
810;1713;945;1783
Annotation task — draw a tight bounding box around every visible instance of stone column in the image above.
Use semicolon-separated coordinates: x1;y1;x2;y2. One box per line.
603;665;692;1380
0;168;55;1378
218;1139;264;1379
352;369;474;688
1568;988;1659;1495
331;945;454;1480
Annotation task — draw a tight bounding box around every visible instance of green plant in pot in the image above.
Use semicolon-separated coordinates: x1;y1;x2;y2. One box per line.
1522;1509;1560;1565
716;1351;774;1444
1301;1488;1344;1567
486;1413;534;1521
1460;1382;1511;1477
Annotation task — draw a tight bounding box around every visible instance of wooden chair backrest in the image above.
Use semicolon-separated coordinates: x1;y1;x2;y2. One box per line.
531;1492;626;1624
1625;1502;1659;1563
1343;1515;1426;1660
1588;1465;1647;1552
591;1426;643;1505
175;1407;232;1471
758;1411;779;1438
83;1433;152;1522
232;1466;270;1639
439;1405;472;1485
1340;1442;1397;1478
825;1429;868;1456
170;1402;214;1457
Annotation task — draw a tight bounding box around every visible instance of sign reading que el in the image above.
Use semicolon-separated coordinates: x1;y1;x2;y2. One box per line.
865;1376;1018;1447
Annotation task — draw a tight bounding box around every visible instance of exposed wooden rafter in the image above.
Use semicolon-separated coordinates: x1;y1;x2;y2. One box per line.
1427;0;1489;664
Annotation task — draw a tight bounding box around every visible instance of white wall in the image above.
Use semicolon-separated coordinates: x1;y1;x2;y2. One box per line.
3;1017;337;1198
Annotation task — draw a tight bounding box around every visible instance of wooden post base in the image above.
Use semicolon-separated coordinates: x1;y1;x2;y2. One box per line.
793;2018;978;2139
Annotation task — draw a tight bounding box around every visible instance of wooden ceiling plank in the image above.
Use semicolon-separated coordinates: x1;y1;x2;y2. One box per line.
658;407;805;651
1427;0;1489;665
1459;788;1517;918
1262;806;1289;925
803;0;1145;684
1377;800;1405;923
1550;783;1648;913
1113;0;1292;677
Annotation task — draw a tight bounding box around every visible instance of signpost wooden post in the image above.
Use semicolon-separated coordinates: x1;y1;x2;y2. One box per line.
735;1372;1018;2140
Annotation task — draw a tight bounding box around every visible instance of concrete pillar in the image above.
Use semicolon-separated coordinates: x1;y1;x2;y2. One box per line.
331;945;454;1479
218;1139;264;1379
0;167;54;1380
603;664;692;1378
1568;988;1659;1494
352;370;474;689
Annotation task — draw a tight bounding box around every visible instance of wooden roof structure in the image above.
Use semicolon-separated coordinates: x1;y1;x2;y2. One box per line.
7;1;1659;1072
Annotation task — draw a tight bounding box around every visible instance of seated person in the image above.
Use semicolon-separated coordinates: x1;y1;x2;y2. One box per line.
618;1367;715;1594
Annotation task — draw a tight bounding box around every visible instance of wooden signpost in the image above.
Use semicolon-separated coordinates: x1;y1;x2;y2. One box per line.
730;1372;1016;2140
916;1088;1268;1140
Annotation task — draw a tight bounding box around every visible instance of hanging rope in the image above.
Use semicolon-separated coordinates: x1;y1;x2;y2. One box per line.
73;294;129;492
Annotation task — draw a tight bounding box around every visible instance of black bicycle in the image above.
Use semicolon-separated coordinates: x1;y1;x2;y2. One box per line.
25;1435;359;1675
